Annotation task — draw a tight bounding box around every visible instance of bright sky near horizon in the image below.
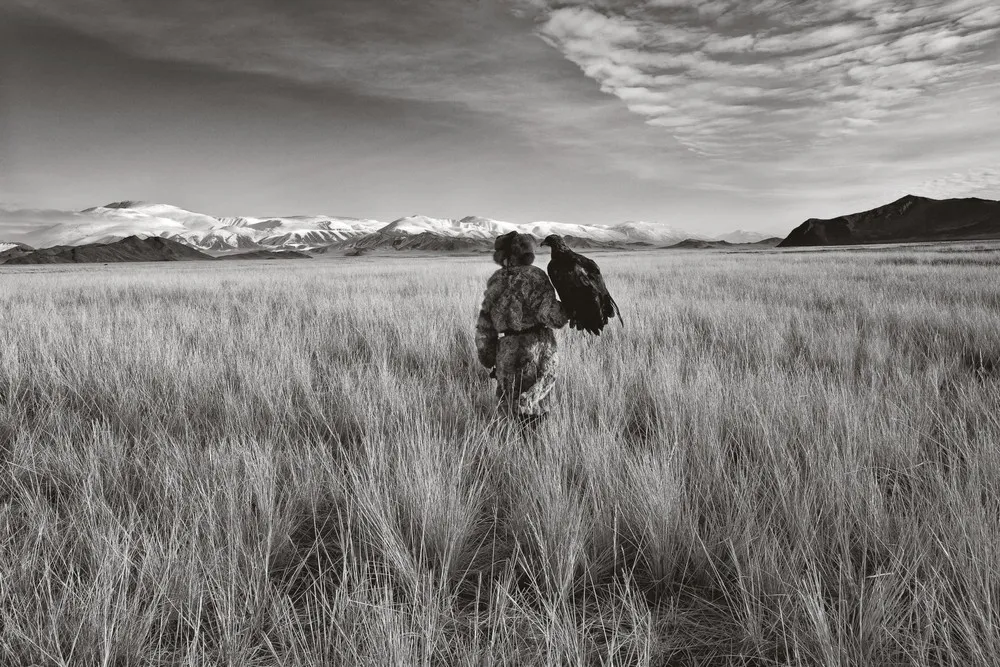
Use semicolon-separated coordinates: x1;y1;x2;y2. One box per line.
1;1;998;235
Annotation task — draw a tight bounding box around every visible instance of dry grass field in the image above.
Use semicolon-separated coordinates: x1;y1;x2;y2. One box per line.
2;244;1000;666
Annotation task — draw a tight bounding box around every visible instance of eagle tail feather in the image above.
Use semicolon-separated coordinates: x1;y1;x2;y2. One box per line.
609;296;624;327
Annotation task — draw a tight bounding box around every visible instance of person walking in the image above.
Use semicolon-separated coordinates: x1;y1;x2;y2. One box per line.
475;232;568;427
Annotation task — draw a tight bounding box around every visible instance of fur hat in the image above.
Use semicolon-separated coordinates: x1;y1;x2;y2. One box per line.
493;232;535;267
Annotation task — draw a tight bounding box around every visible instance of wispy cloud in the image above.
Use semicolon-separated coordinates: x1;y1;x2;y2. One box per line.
915;166;1000;199
525;1;1000;161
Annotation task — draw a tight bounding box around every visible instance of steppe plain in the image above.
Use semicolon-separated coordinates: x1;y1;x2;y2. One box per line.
2;243;999;665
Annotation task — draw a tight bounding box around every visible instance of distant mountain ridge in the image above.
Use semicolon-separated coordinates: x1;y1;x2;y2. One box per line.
14;202;384;252
2;201;773;254
780;195;1000;247
4;235;214;264
1;235;312;265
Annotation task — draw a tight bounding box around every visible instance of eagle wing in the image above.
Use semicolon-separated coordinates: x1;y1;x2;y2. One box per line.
547;251;622;335
578;258;623;327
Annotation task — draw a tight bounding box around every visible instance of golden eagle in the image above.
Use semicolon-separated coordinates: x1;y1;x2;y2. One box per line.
540;234;623;335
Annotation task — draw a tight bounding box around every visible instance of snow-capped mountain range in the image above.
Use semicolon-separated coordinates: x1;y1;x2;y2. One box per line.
2;201;774;253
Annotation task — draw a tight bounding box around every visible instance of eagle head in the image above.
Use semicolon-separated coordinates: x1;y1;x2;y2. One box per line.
540;234;563;249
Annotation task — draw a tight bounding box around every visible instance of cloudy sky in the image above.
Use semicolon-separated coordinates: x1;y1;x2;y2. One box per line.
1;0;998;234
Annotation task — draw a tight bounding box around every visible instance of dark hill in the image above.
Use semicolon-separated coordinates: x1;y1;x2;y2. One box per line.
779;195;1000;247
667;239;734;250
0;242;35;262
338;231;637;253
3;236;214;264
342;231;489;252
665;237;783;250
216;249;312;260
560;235;632;250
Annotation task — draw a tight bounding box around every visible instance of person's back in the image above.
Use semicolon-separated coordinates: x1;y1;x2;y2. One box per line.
475;232;568;423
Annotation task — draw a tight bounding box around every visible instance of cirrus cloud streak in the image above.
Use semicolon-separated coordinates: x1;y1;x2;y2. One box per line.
528;0;1000;160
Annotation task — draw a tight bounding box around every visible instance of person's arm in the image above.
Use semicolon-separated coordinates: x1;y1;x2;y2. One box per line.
534;274;569;329
475;275;499;369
